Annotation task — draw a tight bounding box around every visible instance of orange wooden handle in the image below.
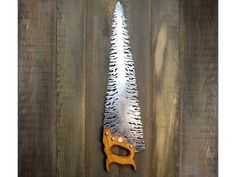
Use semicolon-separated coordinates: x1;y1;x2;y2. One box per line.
103;127;136;172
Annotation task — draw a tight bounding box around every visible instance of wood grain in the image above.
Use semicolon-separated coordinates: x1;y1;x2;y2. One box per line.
179;0;218;176
152;0;180;176
123;0;152;177
56;0;86;176
85;0;114;176
18;0;57;177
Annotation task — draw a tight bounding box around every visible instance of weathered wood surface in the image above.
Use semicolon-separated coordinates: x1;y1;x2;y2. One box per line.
56;0;86;176
18;0;57;177
85;0;114;176
179;0;218;176
152;0;179;176
18;0;218;177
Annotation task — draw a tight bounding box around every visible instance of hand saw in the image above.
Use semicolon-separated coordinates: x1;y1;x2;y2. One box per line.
102;1;145;172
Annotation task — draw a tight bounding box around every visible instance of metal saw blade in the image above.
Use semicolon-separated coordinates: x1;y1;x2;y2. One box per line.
103;1;145;152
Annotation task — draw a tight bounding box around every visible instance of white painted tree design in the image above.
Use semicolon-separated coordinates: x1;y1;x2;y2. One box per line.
103;1;145;152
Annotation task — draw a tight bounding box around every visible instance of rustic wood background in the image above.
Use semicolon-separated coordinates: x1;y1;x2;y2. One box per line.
18;0;218;176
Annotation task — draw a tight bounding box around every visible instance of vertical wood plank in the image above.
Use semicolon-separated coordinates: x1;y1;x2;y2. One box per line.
56;0;86;177
18;0;57;177
151;0;180;176
179;0;218;176
123;0;152;177
85;0;116;176
85;0;152;176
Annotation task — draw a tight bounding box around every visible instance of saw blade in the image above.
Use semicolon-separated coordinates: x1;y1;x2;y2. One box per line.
103;1;145;152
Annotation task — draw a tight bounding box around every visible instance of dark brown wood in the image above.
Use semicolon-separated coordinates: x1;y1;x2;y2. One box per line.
85;0;115;176
18;0;218;176
56;0;86;176
179;0;218;176
18;0;57;177
123;0;153;177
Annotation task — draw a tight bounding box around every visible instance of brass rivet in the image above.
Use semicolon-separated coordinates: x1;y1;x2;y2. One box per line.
129;145;133;148
111;137;115;141
105;132;109;135
118;137;123;143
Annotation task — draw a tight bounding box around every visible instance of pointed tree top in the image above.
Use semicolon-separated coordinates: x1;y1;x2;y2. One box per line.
116;1;123;12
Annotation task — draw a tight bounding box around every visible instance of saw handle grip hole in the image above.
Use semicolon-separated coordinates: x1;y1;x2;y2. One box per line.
111;145;130;156
103;128;137;172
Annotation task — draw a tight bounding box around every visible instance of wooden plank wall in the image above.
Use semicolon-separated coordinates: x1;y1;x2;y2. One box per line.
18;0;218;177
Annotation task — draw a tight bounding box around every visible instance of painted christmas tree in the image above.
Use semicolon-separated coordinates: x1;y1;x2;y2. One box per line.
103;1;145;152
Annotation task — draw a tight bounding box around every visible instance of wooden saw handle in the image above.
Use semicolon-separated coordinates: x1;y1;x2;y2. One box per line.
103;127;136;172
